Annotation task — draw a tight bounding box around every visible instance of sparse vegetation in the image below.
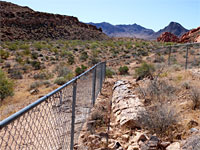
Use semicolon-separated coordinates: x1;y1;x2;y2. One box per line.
119;66;129;75
0;69;14;102
75;65;87;76
54;77;67;85
139;103;179;139
190;88;200;110
135;62;155;80
106;68;115;78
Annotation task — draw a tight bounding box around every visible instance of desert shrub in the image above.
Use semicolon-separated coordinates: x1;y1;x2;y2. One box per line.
139;103;179;138
23;49;31;55
19;44;29;50
33;71;53;80
142;79;176;102
31;52;38;59
135;62;155;79
89;110;105;129
67;52;75;65
55;66;71;77
88;57;100;66
80;51;88;61
0;49;10;59
33;42;43;51
75;65;87;76
181;81;191;90
0;69;14;101
31;61;41;70
106;68;115;78
190;88;200;110
29;81;41;90
15;56;23;64
8;43;18;51
66;72;74;81
54;77;67;85
8;68;23;79
153;55;165;63
119;66;129;75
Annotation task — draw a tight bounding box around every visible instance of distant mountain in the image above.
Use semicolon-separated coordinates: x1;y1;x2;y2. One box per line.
88;21;189;40
0;1;108;41
89;22;154;39
153;22;189;39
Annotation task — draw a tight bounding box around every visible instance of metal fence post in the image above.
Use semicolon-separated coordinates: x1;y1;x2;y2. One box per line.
168;46;171;66
59;91;62;105
103;62;106;81
92;68;96;106
99;63;103;93
70;80;77;150
185;45;189;70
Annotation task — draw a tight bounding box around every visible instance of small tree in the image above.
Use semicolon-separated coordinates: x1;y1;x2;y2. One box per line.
0;69;14;102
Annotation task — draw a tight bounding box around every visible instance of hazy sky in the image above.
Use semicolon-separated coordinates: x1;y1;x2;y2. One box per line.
4;0;200;31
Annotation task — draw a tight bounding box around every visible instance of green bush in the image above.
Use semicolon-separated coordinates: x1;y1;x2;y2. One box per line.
119;66;129;75
135;62;155;79
55;66;71;77
0;69;14;101
80;51;88;61
54;77;67;85
75;65;87;76
33;71;53;80
31;61;41;70
106;68;115;78
67;53;75;65
8;43;18;51
0;49;10;59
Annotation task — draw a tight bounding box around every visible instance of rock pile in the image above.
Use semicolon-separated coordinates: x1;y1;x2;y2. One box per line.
157;32;179;42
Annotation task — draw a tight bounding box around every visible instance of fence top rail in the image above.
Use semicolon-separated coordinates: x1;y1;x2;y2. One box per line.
159;42;200;49
0;61;105;129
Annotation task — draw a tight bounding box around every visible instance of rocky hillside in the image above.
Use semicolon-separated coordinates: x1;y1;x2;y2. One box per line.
0;1;108;41
89;21;189;40
180;26;200;43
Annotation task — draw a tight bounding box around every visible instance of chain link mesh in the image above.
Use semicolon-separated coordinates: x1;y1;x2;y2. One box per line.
0;62;106;150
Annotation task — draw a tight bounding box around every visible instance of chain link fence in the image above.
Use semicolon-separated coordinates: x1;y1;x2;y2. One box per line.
153;43;200;69
0;42;199;150
0;62;106;150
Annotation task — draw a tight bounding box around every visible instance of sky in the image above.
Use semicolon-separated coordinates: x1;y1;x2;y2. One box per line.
3;0;200;31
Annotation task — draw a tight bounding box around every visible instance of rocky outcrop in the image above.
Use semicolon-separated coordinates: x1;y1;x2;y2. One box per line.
157;32;179;42
0;1;108;41
179;27;200;43
112;80;145;127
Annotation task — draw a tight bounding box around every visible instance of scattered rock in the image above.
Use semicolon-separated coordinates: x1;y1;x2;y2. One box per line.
30;89;39;95
189;128;199;134
166;142;180;150
187;120;199;129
